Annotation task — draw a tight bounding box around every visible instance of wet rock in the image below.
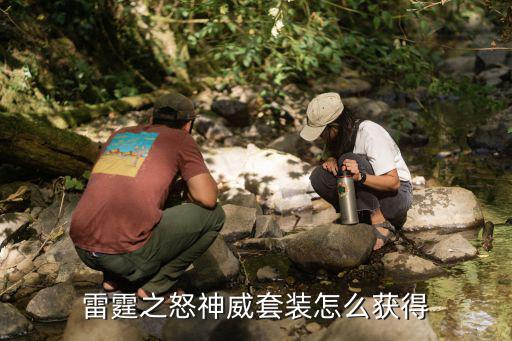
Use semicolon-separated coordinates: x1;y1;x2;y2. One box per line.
221;204;257;242
343;97;390;121
219;188;262;215
204;144;314;213
63;298;144;341
0;302;33;338
182;235;240;290
467;105;512;155
234;236;290;251
475;50;509;73
31;193;81;236
26;283;76;321
0;212;32;246
382;252;444;282
476;65;511;86
307;298;437;341
424;234;477;263
438;56;476;75
285;224;375;272
254;215;283;238
211;99;250;127
403;187;484;232
256;265;280;282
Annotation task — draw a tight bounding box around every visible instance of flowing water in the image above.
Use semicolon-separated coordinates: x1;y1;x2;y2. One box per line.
407;99;512;340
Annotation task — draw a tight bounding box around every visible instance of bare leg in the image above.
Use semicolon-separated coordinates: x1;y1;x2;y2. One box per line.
371;208;390;251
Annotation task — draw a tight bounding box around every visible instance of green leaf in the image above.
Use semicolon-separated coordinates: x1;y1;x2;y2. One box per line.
373;16;381;29
508;127;512;134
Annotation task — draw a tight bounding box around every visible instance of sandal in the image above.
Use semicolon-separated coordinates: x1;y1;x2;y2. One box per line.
372;221;396;250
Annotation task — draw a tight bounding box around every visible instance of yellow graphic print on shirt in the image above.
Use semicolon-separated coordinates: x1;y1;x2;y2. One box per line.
92;132;159;177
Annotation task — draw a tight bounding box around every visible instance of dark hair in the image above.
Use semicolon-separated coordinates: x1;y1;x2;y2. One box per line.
152;107;191;129
324;108;356;157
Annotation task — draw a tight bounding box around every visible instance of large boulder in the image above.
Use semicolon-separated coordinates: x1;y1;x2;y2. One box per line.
475;65;511;86
63;298;144;341
475;49;509;73
438;56;476;76
182;235;240;290
285;224;375;272
204;144;315;213
343;97;390;121
31;193;81;236
382;252;445;282
467;105;512;155
306;298;437;341
26;283;77;321
221;204;257;242
36;234;103;285
424;233;478;263
211;100;250;127
403;187;484;232
0;302;33;338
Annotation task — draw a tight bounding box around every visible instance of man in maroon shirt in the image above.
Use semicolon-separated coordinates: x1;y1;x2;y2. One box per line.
70;92;225;299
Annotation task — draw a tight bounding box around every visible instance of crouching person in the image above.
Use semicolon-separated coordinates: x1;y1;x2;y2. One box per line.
70;92;225;300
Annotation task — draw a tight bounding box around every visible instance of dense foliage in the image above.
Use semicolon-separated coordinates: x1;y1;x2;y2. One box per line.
0;0;509;115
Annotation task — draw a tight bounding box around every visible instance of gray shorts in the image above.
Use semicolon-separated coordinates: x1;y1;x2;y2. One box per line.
309;152;413;227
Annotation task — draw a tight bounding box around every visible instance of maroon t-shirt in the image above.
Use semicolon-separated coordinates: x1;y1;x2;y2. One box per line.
70;124;209;254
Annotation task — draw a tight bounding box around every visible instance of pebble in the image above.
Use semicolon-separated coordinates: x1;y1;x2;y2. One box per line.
305;322;322;333
23;273;41;286
16;258;34;274
37;262;60;275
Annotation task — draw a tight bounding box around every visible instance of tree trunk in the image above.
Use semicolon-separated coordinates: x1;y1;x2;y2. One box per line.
0;113;100;176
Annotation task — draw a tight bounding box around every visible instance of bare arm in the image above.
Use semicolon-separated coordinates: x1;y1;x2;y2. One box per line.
186;173;219;209
342;159;400;192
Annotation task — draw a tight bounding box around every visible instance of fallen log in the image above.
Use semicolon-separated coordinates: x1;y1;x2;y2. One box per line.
59;89;171;126
0;113;100;176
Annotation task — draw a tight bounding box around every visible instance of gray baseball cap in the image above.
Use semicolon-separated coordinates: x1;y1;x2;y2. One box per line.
153;92;197;121
300;92;344;141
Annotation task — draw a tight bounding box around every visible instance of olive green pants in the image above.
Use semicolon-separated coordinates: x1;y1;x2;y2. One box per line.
75;203;226;294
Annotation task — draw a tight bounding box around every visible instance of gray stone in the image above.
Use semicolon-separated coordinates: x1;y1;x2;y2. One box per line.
403;187;484;232
221;204;257;242
256;265;280;282
382;252;444;282
203;145;315;213
425;233;478;263
220;188;262;215
211;99;250;127
183;235;240;290
307;298;437;341
31;193;81;236
438;55;476;75
63;298;144;341
467;105;512;155
343;97;390;121
476;49;509;73
476;65;511;86
0;212;32;246
285;224;375;271
254;215;283;238
0;302;33;338
26;283;77;321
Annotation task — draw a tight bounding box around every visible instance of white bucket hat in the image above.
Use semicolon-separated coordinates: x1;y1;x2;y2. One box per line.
299;92;344;141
